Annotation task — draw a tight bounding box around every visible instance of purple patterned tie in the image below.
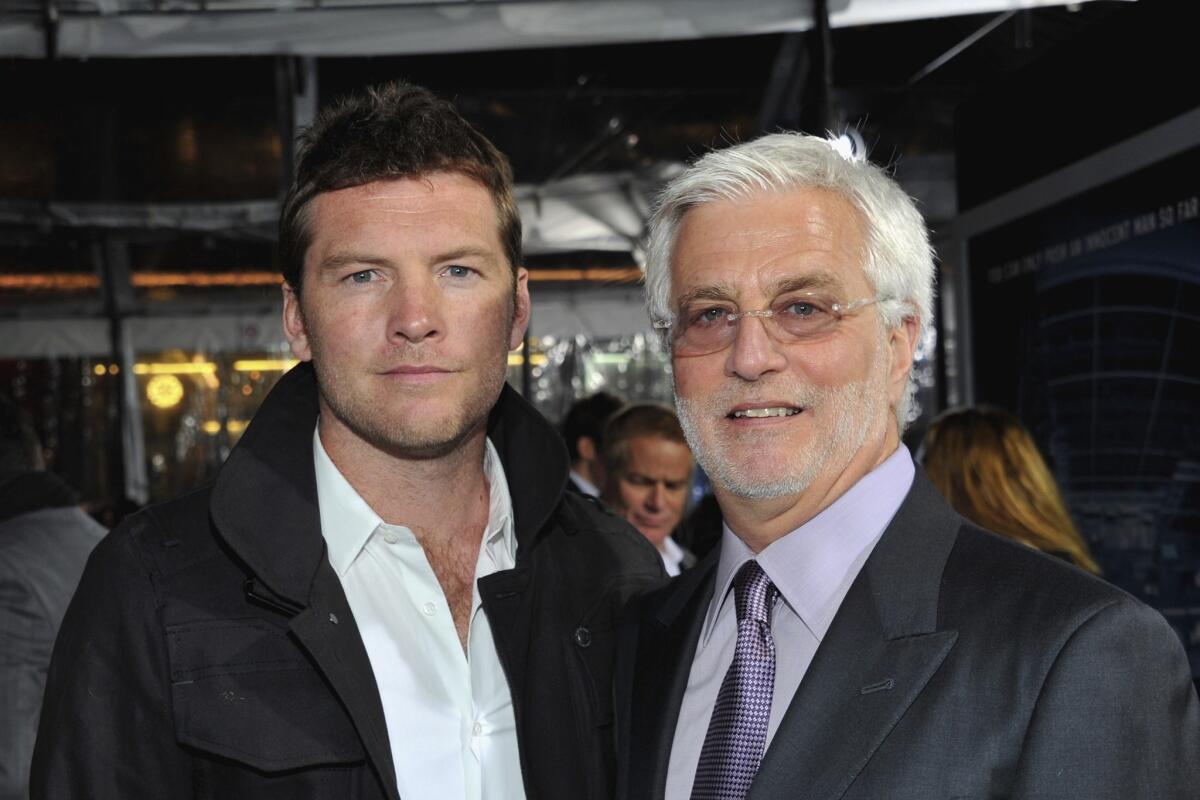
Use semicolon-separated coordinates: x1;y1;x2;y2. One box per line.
690;560;780;800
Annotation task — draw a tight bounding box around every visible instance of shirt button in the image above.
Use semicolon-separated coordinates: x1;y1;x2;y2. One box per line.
574;626;592;648
472;722;483;736
383;532;399;545
422;602;436;616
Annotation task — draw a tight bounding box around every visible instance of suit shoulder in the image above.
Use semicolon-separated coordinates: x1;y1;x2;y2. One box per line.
94;483;222;580
550;491;666;579
941;521;1143;634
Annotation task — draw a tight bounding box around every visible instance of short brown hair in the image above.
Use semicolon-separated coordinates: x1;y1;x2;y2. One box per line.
279;81;522;294
602;403;689;476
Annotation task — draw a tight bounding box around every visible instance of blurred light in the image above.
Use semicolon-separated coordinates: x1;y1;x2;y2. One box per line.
508;353;549;367
93;364;106;376
227;419;248;435
233;359;298;372
202;420;221;435
108;364;119;375
146;374;184;409
240;385;253;396
591;353;633;365
133;362;216;376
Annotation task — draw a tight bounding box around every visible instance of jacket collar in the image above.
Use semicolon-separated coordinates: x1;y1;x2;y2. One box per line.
210;361;570;607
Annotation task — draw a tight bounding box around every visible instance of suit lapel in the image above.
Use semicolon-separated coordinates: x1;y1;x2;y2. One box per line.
749;579;956;800
289;567;401;800
624;554;717;800
749;473;964;800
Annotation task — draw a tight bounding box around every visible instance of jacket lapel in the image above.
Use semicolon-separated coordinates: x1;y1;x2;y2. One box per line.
211;364;400;800
749;473;964;800
622;553;718;800
289;569;402;800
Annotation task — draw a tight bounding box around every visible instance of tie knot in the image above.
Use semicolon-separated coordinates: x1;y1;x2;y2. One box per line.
732;560;776;628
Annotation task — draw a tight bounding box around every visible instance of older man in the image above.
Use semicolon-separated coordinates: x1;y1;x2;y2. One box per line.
602;403;697;576
32;82;663;800
614;132;1200;799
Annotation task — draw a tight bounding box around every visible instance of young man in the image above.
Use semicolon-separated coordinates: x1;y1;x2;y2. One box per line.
32;82;663;800
615;132;1200;799
602;403;696;576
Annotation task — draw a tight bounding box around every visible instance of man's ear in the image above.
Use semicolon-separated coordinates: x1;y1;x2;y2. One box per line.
508;267;532;351
887;314;921;409
282;283;313;362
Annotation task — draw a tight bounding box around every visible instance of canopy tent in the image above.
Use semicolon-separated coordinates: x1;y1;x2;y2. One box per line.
2;0;1119;59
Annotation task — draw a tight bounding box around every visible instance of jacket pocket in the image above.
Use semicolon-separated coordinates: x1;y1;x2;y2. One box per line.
166;617;366;794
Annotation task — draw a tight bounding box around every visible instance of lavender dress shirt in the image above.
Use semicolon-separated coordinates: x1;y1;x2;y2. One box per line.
664;446;915;800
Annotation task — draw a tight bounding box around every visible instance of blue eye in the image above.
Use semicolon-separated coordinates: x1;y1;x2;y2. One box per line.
786;302;816;317
445;265;474;278
348;270;375;284
690;306;732;327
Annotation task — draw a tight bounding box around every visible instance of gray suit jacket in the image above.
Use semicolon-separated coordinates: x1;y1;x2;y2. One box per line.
1;506;105;800
615;473;1200;799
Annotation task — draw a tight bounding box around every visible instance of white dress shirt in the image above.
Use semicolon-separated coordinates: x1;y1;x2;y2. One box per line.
569;470;602;497
314;428;526;800
659;535;688;577
664;446;915;799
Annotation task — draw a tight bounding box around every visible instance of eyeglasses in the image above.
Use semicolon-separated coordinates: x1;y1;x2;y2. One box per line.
653;291;880;357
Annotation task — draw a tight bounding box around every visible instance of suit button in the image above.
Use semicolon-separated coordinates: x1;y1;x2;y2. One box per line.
574;626;592;648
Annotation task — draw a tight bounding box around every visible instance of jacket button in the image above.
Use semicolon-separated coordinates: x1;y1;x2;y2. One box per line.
574;626;592;648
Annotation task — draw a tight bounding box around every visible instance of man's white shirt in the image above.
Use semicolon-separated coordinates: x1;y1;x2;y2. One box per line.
313;427;526;800
659;534;688;577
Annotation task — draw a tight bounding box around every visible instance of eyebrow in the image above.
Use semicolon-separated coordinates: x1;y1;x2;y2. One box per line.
317;252;392;272
769;271;843;295
431;246;499;264
316;246;499;272
675;269;845;310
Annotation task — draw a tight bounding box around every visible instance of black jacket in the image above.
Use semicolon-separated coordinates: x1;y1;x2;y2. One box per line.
32;363;664;800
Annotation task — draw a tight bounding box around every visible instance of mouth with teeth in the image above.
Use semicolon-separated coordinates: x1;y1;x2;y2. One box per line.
729;407;801;419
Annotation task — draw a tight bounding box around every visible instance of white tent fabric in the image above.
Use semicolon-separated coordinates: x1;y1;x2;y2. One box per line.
0;1;1118;59
517;166;677;255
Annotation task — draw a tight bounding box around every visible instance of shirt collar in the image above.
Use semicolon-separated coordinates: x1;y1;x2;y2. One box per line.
703;444;915;644
313;425;517;578
569;470;601;498
659;534;686;577
481;437;517;569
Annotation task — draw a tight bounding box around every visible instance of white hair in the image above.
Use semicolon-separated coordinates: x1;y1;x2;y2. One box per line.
643;131;935;430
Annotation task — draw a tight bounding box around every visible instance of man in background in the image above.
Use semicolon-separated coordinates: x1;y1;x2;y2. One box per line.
602;403;696;576
0;396;104;800
562;391;625;496
615;131;1200;799
34;82;662;800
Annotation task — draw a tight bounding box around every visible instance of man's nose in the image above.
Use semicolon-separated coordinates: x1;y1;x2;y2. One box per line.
726;313;788;381
647;483;666;510
388;279;442;344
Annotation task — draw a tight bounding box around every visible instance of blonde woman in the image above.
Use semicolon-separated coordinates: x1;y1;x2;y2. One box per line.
922;405;1100;574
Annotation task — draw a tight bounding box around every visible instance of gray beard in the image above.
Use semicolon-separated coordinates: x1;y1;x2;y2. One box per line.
674;347;888;500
